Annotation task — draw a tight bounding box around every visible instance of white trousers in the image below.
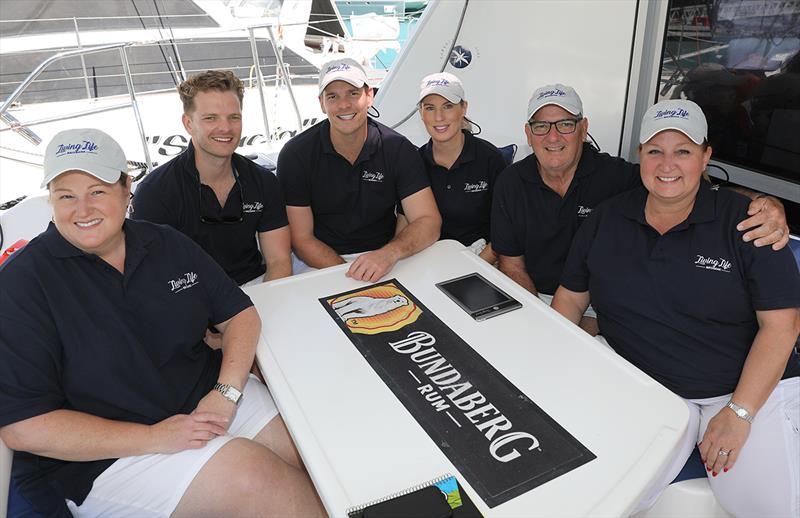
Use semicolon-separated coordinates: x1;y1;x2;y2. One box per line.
634;376;800;518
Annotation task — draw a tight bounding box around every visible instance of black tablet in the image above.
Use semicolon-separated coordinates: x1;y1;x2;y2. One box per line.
436;273;522;321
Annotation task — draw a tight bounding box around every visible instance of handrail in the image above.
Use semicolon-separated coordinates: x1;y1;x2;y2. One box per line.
0;43;128;118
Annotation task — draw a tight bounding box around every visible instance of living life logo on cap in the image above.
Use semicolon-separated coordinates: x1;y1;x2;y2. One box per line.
325;62;352;74
654;108;690;120
56;140;99;157
328;283;422;335
425;78;451;87
537;88;566;100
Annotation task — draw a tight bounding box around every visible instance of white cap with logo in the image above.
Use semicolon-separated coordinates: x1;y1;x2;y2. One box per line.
42;128;127;188
639;99;707;145
418;72;465;104
526;83;583;120
318;58;368;95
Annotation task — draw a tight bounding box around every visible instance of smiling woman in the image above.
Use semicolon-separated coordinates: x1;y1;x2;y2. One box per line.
413;72;506;263
552;100;800;516
0;128;324;517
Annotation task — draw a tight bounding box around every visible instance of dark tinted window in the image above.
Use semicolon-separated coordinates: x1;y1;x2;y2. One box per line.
659;0;800;187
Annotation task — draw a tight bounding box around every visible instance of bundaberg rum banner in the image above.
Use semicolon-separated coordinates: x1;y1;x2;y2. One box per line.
321;279;595;508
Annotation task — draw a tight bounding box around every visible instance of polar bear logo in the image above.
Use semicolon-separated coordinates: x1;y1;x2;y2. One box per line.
332;295;410;321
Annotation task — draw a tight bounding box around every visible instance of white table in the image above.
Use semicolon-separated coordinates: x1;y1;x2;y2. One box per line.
247;240;688;517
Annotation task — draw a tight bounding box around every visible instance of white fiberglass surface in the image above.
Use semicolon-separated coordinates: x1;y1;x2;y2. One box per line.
376;0;639;158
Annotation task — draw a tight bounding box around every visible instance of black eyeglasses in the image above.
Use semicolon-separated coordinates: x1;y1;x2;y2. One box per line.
528;118;582;136
199;170;244;225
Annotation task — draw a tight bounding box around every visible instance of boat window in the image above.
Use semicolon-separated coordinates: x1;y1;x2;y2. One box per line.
658;0;799;217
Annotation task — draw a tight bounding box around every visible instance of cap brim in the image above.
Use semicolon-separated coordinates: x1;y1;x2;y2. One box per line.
639;126;704;145
41;166;123;188
418;89;462;104
318;77;366;95
528;100;581;120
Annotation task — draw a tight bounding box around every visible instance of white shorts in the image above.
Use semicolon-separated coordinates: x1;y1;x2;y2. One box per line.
67;376;278;518
634;376;800;517
538;292;597;319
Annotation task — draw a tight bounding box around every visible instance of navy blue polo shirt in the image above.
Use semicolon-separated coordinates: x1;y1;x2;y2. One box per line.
419;131;506;246
277;118;430;254
561;183;800;399
491;144;640;295
132;141;289;285
0;220;252;505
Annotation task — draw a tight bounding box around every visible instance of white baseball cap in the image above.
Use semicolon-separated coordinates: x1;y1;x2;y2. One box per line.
418;72;465;104
318;58;368;95
639;99;707;145
42;128;127;188
526;83;583;120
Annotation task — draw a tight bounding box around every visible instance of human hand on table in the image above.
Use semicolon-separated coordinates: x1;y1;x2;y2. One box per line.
346;248;398;282
698;408;751;476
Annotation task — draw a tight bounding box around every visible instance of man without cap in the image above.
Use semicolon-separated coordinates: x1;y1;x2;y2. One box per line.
132;70;292;286
277;58;441;282
491;84;790;335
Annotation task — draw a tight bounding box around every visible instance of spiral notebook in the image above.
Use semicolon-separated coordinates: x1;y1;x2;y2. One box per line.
346;474;482;518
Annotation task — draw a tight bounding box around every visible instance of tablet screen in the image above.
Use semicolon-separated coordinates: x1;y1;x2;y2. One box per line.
436;273;521;320
439;274;509;311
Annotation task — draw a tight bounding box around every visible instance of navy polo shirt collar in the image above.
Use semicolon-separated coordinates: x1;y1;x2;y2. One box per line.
320;118;381;165
519;142;597;185
42;220;155;264
421;130;478;170
622;181;718;228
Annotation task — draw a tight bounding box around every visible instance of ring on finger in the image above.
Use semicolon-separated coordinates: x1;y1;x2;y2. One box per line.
718;449;731;456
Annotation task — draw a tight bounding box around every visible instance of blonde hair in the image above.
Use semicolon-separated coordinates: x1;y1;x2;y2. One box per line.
178;70;244;114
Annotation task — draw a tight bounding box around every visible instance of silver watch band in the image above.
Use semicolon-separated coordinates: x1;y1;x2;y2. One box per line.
213;382;242;404
726;400;754;424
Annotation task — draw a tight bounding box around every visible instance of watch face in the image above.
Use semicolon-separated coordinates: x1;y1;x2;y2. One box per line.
225;386;242;402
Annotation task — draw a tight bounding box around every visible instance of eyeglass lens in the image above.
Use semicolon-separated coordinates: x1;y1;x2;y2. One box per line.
529;119;579;136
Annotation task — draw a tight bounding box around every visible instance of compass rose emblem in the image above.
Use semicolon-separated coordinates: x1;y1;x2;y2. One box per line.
449;45;472;69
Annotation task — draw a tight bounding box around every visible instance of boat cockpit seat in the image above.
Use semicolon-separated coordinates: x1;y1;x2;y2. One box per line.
497;144;518;167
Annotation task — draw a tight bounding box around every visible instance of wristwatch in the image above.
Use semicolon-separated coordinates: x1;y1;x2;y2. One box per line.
213;383;243;405
726;400;754;424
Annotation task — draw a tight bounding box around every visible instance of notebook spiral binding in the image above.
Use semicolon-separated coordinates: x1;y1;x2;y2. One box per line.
345;473;453;515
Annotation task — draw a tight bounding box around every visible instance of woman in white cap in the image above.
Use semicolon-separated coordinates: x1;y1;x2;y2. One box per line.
401;72;507;262
0;128;324;517
552;100;800;516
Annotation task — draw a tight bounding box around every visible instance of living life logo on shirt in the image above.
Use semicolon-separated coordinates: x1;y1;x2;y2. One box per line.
168;272;199;293
694;255;732;273
243;201;263;214
464;180;488;193
577;205;593;217
362;170;384;183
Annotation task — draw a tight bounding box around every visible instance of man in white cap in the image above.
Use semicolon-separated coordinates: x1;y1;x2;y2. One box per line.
492;84;789;335
277;58;441;282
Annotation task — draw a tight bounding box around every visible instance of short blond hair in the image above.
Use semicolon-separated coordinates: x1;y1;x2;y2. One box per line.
178;70;244;113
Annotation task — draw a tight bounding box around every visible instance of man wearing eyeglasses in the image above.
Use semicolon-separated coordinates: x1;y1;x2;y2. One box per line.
491;83;789;335
132;70;291;286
